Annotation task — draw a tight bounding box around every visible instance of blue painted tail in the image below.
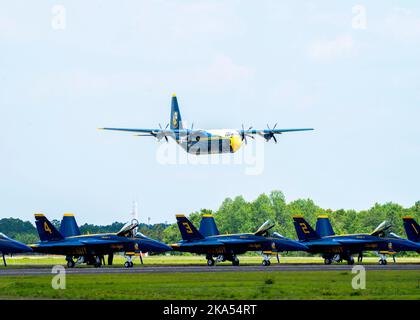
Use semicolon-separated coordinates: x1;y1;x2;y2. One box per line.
60;214;81;237
170;94;183;130
199;214;219;237
292;215;320;241
316;215;335;237
34;214;64;241
176;215;204;241
403;217;420;242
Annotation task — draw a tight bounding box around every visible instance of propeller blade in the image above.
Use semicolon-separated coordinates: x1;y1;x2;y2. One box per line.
164;136;168;143
276;254;280;264
273;135;277;143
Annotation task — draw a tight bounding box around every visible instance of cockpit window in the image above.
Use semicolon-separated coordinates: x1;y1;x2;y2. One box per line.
135;232;149;239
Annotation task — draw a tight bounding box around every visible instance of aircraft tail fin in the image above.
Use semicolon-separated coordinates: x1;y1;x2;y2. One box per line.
34;214;64;241
199;214;220;237
292;215;320;241
170;94;183;130
176;215;204;241
403;216;420;242
60;214;81;237
316;215;335;237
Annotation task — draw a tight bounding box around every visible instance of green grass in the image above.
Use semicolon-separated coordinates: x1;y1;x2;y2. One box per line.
4;255;420;268
0;271;419;300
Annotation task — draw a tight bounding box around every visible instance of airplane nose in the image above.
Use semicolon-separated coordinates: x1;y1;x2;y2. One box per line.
13;241;32;253
151;240;172;253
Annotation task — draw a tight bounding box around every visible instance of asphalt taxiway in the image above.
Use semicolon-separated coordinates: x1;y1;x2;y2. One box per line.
1;264;419;276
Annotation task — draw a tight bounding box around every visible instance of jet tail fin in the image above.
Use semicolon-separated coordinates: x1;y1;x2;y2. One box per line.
403;216;420;242
292;215;320;241
199;214;220;237
176;215;204;241
170;94;183;130
59;214;81;237
35;214;64;241
316;215;335;237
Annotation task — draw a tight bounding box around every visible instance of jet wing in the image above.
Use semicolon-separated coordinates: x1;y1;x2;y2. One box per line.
335;239;382;245
78;239;123;246
30;241;85;248
177;240;223;247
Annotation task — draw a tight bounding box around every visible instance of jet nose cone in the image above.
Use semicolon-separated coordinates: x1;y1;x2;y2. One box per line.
12;241;32;253
151;241;172;253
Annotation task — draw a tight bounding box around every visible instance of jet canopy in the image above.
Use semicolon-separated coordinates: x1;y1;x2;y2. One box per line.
117;219;139;238
254;220;275;236
371;220;392;237
0;233;11;240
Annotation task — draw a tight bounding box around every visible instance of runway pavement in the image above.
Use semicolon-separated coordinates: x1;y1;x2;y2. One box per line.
1;263;419;276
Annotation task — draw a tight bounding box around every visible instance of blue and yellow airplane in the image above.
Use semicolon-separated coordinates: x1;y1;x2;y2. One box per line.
402;216;420;252
0;233;32;266
100;94;314;155
30;214;172;268
171;214;308;266
294;215;420;265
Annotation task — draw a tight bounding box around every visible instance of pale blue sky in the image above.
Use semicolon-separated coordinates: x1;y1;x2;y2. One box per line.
1;1;419;224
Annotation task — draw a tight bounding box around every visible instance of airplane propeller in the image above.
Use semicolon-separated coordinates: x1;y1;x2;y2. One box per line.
240;124;255;144
264;123;278;143
158;123;169;142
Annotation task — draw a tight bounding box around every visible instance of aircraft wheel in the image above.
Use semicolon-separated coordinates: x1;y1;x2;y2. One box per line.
129;261;134;268
347;258;355;265
262;260;270;267
67;260;75;268
124;261;131;268
94;263;101;268
207;259;215;266
232;258;240;266
324;258;332;265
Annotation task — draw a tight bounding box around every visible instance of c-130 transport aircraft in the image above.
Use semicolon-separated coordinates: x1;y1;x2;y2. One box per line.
100;94;314;155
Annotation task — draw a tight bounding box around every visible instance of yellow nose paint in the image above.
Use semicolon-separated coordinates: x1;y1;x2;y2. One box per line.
230;135;243;153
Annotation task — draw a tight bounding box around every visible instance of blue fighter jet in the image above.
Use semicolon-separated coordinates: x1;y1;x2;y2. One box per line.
0;233;32;266
316;215;420;264
294;215;420;265
171;214;308;266
30;214;172;268
100;94;314;155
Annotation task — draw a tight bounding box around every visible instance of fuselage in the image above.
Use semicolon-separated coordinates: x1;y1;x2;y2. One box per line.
31;233;171;256
302;233;420;255
172;233;308;255
169;129;243;155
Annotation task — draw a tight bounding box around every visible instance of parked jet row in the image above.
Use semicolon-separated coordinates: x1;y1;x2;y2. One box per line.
1;214;419;268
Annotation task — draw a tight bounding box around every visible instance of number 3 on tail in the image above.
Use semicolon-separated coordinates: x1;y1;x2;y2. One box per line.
182;222;193;234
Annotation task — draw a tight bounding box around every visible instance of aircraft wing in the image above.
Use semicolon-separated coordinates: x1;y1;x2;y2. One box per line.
239;127;314;143
177;240;223;247
241;128;314;135
30;241;85;248
79;239;123;246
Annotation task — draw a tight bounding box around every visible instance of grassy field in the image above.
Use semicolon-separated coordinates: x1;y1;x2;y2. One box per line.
0;271;419;300
3;254;420;267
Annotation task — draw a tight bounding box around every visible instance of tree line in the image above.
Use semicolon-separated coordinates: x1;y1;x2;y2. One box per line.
1;191;419;250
